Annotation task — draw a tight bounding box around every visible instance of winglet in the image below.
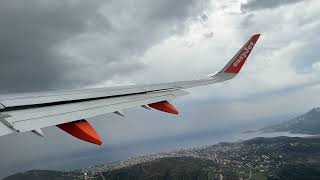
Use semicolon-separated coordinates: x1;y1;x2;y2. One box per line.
219;34;260;74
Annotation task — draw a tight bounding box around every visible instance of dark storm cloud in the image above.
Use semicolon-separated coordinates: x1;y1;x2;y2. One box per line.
70;0;209;86
0;1;210;176
0;0;207;93
0;0;105;92
241;0;304;12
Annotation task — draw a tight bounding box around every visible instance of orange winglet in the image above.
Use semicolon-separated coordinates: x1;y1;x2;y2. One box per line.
148;100;179;115
57;120;102;145
224;34;260;74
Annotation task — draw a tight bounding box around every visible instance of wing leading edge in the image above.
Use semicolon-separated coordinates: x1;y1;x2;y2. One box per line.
0;34;260;145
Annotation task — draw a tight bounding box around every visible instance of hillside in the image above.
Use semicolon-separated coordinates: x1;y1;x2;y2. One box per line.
101;157;239;180
3;170;80;180
260;107;320;134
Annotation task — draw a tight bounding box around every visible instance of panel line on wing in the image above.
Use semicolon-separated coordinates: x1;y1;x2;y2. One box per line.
10;90;188;123
0;87;183;111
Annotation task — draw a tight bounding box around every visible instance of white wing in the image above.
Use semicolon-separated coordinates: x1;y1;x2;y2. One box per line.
0;34;260;144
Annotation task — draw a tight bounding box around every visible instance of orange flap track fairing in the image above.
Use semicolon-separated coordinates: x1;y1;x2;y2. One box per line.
148;101;179;115
57;120;102;145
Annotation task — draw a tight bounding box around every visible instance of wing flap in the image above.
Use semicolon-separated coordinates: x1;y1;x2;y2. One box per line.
4;89;188;132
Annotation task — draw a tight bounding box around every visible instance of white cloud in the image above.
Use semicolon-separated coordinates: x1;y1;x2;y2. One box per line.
113;0;320;101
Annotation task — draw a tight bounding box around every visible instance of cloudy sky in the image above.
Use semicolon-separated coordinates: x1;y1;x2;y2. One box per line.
0;0;320;177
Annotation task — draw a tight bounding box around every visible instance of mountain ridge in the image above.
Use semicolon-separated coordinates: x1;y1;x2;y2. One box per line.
258;107;320;134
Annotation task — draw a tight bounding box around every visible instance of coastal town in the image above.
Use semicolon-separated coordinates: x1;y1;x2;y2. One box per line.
77;136;319;179
4;136;320;180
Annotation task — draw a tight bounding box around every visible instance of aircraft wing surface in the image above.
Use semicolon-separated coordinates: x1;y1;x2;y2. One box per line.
0;34;260;145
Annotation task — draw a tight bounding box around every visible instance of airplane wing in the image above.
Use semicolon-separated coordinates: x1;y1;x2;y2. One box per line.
0;34;260;145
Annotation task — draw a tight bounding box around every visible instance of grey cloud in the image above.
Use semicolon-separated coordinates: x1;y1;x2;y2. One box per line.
0;0;210;177
241;0;304;12
0;0;105;92
73;0;209;84
291;39;320;74
0;0;208;93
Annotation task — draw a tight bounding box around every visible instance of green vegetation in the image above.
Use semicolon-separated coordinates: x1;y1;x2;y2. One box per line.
101;157;238;180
